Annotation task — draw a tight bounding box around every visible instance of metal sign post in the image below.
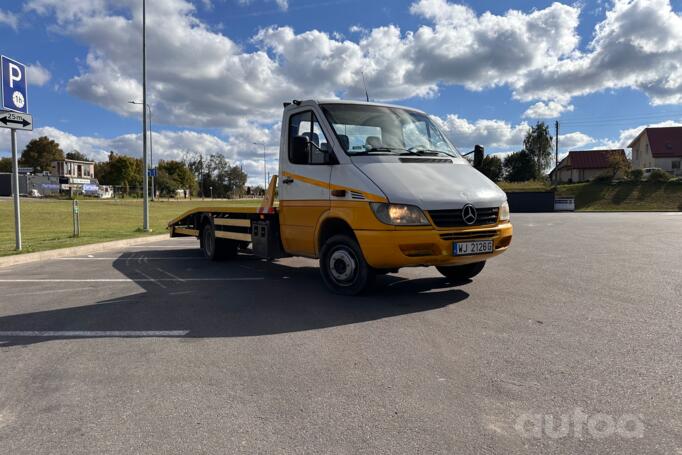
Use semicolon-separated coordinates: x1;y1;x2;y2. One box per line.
10;129;21;250
72;200;80;237
2;56;31;251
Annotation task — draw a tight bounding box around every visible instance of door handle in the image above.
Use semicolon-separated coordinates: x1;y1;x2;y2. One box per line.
282;177;294;184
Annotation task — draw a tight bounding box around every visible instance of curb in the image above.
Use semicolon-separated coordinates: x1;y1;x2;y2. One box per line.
0;234;172;268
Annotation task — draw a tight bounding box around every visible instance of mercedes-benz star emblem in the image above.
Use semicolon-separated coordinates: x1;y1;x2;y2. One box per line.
462;204;477;225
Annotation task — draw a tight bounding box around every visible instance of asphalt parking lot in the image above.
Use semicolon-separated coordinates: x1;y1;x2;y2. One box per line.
0;213;680;454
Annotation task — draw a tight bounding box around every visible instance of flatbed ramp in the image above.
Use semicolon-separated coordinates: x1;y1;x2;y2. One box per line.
167;177;283;259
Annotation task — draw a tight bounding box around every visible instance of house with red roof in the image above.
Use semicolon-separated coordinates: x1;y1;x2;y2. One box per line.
550;149;627;183
628;127;682;176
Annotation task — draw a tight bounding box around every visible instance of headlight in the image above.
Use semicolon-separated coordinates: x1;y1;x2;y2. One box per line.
370;203;431;226
499;201;510;221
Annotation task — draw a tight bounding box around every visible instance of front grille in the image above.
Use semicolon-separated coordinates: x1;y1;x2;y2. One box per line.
428;207;499;228
440;230;498;241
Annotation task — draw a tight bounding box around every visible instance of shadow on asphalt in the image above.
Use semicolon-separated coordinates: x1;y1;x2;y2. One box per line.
0;248;469;346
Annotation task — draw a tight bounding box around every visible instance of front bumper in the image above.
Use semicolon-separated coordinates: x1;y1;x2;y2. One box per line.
355;223;513;269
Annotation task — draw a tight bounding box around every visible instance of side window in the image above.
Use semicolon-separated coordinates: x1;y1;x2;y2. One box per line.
288;111;312;164
288;111;330;165
310;117;328;164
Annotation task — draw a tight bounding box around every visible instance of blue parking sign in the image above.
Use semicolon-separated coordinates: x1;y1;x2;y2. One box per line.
2;56;28;113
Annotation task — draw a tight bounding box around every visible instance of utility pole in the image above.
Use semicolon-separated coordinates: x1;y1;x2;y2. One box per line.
141;0;150;231
149;106;154;199
555;120;560;183
129;100;153;199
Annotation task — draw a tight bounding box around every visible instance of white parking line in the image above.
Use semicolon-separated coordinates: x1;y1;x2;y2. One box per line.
0;331;189;337
5;288;96;297
136;269;167;289
0;278;264;283
59;257;205;260
157;268;186;282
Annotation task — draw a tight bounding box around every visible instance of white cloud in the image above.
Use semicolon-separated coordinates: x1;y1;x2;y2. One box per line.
0;123;281;186
407;0;581;92
432;114;530;152
559;131;595;150
523;101;574;119
515;0;682;106
238;0;288;11
21;0;682;133
0;9;18;30
27;63;52;86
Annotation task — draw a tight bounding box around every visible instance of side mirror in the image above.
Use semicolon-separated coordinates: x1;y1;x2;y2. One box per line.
473;144;484;169
291;135;310;165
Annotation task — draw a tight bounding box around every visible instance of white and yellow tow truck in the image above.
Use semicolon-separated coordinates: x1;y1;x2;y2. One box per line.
168;100;512;294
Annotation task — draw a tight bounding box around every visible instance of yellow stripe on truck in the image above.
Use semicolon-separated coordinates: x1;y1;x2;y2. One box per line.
281;171;387;203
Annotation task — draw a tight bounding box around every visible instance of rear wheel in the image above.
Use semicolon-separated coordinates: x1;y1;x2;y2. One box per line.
436;261;486;282
201;221;237;261
320;234;375;295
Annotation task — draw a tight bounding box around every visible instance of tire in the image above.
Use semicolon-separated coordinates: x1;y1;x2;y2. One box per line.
201;221;237;261
201;222;218;260
436;261;486;282
319;234;375;295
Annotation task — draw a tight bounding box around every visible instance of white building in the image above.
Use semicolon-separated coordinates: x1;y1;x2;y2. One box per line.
628;127;682;176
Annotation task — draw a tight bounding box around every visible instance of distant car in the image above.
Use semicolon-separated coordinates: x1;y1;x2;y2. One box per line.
642;167;663;179
29;189;42;198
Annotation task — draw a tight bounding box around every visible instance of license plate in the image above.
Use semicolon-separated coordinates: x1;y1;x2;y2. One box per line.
453;240;493;256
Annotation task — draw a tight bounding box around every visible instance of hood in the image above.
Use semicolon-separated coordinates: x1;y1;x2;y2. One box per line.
352;157;506;210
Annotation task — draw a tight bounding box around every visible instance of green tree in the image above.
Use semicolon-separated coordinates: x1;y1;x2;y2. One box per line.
21;136;65;172
0;157;11;172
199;154;248;198
606;152;630;178
523;122;554;176
479;155;503;182
95;152;143;194
503;151;538;182
224;165;247;197
66;150;90;161
156;160;197;197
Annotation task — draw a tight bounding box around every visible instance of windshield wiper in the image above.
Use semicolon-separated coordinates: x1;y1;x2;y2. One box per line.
352;147;402;155
407;147;455;157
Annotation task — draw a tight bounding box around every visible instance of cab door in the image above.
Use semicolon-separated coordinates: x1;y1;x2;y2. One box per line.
279;109;333;257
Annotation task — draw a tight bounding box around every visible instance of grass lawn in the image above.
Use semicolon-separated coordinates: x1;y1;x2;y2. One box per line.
498;180;552;192
0;198;261;257
556;181;682;211
500;179;682;211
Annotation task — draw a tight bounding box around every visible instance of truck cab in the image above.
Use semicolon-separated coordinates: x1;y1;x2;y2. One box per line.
278;100;511;293
169;99;512;295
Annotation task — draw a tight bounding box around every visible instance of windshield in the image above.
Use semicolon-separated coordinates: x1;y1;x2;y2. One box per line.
321;104;459;157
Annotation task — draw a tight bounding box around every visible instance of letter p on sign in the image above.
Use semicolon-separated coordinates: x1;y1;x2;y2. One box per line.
2;55;28;114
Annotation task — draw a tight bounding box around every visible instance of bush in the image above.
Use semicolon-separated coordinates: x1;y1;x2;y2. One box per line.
628;169;643;181
593;173;613;183
648;169;672;182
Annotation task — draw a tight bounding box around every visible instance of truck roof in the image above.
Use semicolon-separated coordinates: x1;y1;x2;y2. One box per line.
286;99;427;115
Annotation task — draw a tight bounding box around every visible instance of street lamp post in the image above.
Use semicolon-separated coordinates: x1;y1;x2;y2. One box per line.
253;142;267;189
141;0;150;230
129;101;154;199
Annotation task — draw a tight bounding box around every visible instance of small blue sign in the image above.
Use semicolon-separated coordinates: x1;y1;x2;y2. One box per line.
2;56;28;113
148;168;157;177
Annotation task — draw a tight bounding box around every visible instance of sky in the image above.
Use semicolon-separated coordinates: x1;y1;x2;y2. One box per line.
1;0;682;185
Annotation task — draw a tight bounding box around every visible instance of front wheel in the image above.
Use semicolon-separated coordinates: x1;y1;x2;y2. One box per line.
319;234;375;295
436;261;486;282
